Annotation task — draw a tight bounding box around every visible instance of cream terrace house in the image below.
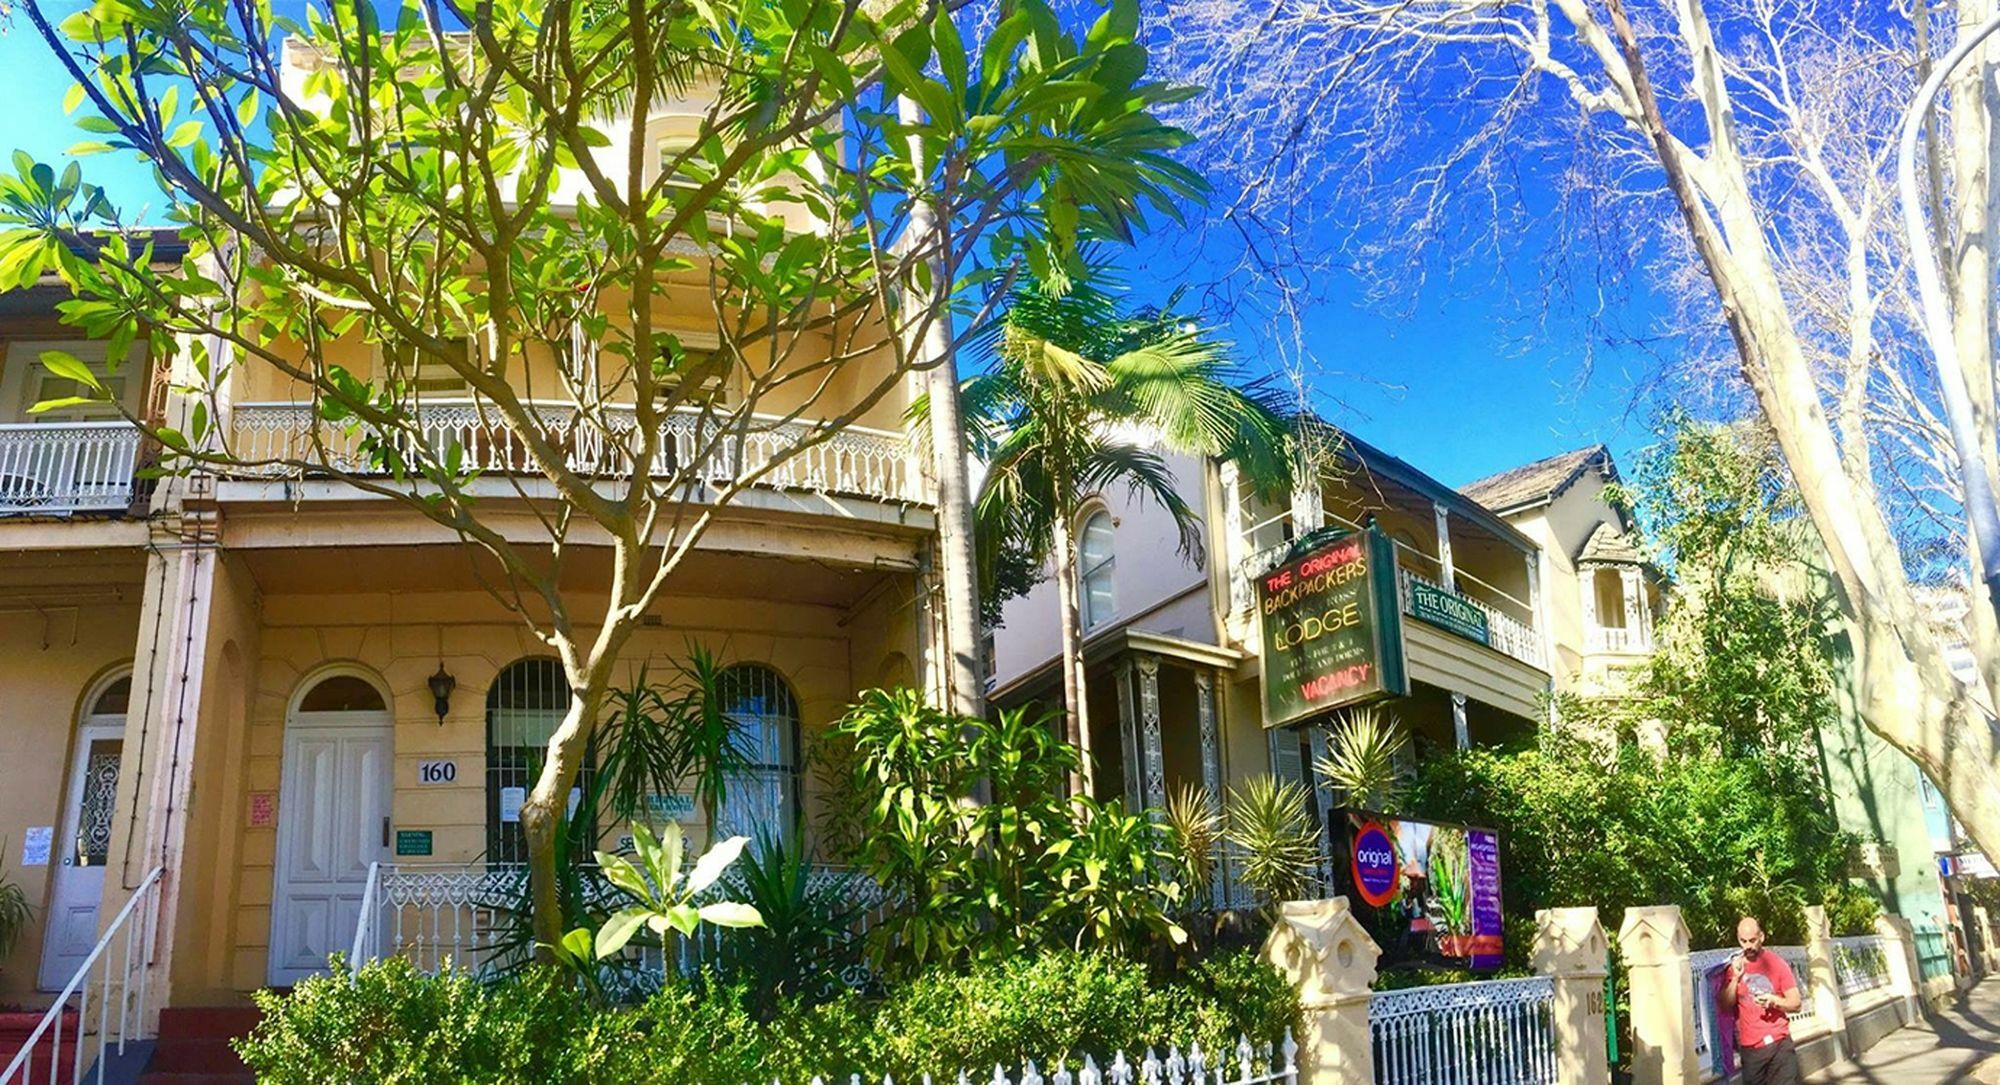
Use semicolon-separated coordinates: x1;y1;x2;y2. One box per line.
0;41;948;1081
988;431;1662;903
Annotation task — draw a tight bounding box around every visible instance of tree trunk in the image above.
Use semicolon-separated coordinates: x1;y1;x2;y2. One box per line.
898;95;987;721
1050;511;1096;795
521;682;607;956
1604;0;2000;861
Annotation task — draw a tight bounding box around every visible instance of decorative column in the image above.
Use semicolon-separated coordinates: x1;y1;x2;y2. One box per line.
1580;564;1600;649
1433;502;1456;591
1620;567;1647;649
1451;691;1470;750
1528;549;1553;670
1534;908;1611;1085
1876;913;1922;1020
1261;898;1380;1085
1135;653;1166;815
1803;905;1846;1054
1618;905;1698;1085
1194;669;1225;908
1115;657;1140;811
1292;476;1325;534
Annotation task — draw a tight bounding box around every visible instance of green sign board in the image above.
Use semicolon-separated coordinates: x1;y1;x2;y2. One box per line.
1256;526;1408;728
1407;578;1490;646
394;830;433;857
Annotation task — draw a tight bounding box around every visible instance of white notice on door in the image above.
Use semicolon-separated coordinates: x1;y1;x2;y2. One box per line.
21;826;51;867
499;786;524;823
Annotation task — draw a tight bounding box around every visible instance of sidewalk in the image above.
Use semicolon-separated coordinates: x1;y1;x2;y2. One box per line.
1813;979;2000;1083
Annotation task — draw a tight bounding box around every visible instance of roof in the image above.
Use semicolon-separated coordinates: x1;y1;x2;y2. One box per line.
1576;521;1647;566
1461;445;1613;515
1297;418;1541;554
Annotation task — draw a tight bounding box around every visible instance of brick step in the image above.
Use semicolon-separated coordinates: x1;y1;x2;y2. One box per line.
153;1008;261;1040
145;1038;248;1075
136;1073;254;1085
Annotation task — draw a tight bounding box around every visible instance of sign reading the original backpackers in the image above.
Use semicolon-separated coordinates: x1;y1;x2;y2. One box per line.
1256;526;1408;727
1407;577;1490;647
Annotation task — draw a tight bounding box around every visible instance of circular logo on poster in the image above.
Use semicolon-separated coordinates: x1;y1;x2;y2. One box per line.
1351;822;1398;907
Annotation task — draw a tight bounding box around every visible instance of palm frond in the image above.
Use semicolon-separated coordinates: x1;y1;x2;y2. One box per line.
1312;705;1409;812
1076;441;1207;563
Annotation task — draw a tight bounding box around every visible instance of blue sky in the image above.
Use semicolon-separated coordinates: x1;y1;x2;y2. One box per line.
0;14;1665;492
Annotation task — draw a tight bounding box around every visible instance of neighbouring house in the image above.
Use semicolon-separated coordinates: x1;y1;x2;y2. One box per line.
0;40;943;1074
989;426;1595;903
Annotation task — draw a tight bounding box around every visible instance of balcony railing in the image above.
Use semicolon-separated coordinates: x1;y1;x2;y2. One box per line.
1584;624;1653;655
228;400;926;506
0;422;144;517
1397;566;1545;669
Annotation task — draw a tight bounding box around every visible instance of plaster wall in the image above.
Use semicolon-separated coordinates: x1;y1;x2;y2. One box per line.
0;550;145;1006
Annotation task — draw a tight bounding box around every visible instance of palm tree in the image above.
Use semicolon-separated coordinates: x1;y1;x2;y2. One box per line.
965;278;1291;793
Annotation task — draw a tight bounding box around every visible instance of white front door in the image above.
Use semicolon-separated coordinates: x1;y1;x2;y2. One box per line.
39;722;123;991
269;711;392;986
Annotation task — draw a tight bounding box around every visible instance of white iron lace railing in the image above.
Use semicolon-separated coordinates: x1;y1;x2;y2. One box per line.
809;1033;1298;1085
348;860;892;989
1;866;163;1085
1369;975;1557;1085
0;423;142;516
228;401;923;505
1395;567;1545;670
1831;936;1893;1000
1689;945;1819;1080
1583;625;1653;655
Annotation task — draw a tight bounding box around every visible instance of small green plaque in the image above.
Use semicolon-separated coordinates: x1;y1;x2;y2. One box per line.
1407;578;1491;646
395;830;433;857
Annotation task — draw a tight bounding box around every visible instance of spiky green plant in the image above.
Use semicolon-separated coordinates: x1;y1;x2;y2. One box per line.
1163;783;1221;905
1223;775;1319;908
1313;705;1409;812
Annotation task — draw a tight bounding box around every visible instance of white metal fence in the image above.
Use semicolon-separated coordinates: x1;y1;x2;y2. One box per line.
1369;976;1557;1085
228;401;923;505
0;867;163;1085
0;422;142;516
349;860;890;986
1396;567;1544;669
803;1035;1297;1085
1831;936;1892;1000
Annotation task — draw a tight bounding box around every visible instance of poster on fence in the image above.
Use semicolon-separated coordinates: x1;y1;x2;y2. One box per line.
1331;809;1504;971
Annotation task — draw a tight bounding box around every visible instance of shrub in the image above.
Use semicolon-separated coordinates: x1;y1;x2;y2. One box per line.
237;958;618;1084
239;951;1296;1083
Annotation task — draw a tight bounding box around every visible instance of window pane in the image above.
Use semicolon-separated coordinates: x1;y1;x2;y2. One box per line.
715;664;799;841
486;659;578;865
91;676;131;716
1080;513;1115;573
299;675;386;712
73;739;122;867
1084;570;1115;629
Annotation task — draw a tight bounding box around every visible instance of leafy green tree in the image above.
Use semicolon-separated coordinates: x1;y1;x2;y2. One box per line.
964;279;1290;787
0;0;1198;947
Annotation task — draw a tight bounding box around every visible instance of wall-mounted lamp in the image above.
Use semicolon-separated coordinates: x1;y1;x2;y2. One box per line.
428;663;456;725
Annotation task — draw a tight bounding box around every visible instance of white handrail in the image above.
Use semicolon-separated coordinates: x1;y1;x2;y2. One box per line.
1;866;165;1085
349;861;382;968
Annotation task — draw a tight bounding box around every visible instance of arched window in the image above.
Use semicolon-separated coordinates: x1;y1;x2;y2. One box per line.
486;659;586;865
1079;510;1116;630
715;664;801;841
297;674;386;713
90;675;131;717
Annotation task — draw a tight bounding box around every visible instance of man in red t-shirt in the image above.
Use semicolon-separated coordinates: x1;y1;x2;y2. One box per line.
1719;916;1803;1085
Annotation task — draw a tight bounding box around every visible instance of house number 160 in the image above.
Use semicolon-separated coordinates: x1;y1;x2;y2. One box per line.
417;760;458;784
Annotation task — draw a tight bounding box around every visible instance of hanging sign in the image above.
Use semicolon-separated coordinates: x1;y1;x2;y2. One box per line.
1407;579;1491;647
1256;526;1408;728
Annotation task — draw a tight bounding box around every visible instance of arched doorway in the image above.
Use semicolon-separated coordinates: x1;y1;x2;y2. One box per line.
40;671;129;991
268;670;393;986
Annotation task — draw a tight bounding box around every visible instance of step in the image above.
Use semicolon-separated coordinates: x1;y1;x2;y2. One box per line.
153;1008;261;1040
144;1038;248;1075
136;1073;254;1085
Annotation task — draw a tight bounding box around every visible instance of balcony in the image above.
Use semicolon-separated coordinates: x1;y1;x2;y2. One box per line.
1395;564;1544;670
228;400;926;507
1584;623;1653;655
0;422;143;516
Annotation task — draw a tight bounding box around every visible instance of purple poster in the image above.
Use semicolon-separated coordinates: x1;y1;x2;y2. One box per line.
1468;829;1503;970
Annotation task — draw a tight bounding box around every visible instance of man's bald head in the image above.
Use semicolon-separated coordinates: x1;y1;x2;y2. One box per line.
1737;916;1766;957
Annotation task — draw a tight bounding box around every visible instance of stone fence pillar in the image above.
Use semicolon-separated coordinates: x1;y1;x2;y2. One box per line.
1619;905;1698;1085
1876;913;1922;1019
1261;898;1380;1085
1532;907;1611;1085
1803;905;1845;1055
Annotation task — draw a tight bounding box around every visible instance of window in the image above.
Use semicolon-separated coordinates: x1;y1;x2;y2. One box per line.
298;674;386;713
1592;569;1627;629
714;664;801;841
1080;511;1116;630
653;331;730;407
486;659;591;865
91;676;131;716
